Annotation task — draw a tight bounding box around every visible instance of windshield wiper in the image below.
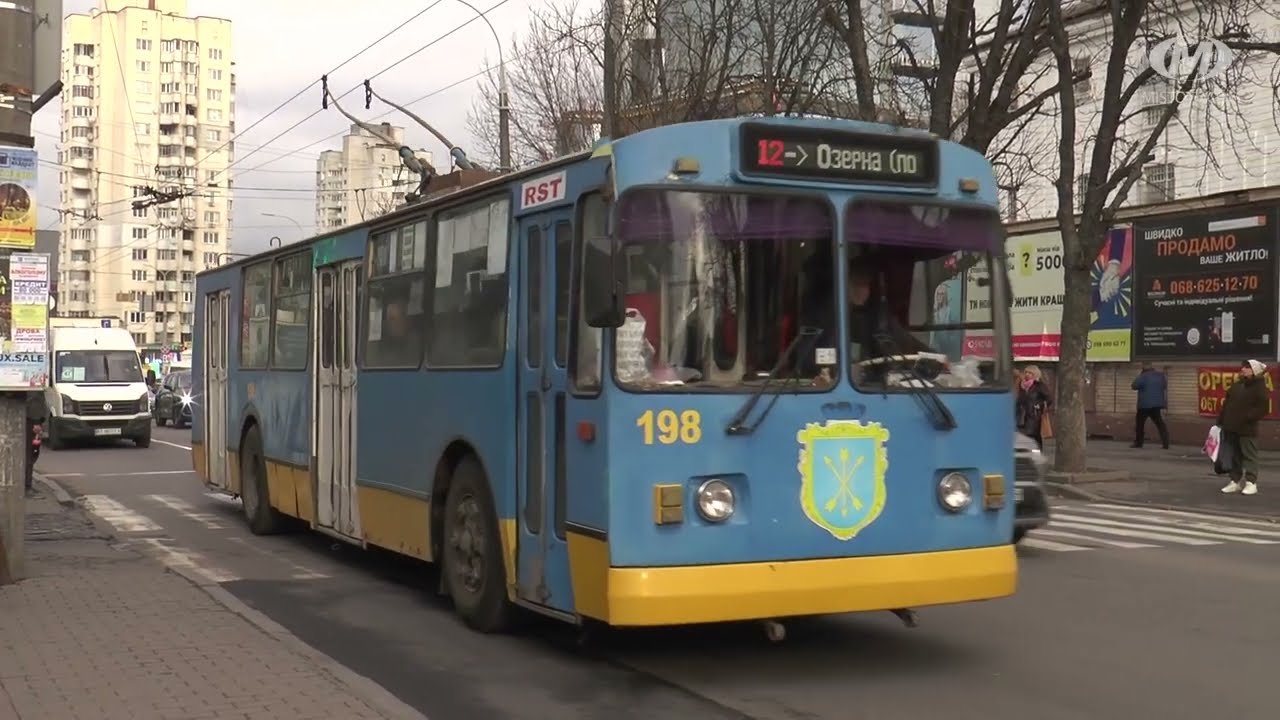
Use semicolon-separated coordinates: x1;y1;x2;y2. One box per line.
870;330;957;432
725;327;823;436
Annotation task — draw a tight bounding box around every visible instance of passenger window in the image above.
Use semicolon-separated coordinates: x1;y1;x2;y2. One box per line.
527;225;542;367
271;251;312;369
363;223;428;368
240;261;272;368
554;219;572;367
571;194;606;392
427;196;510;368
320;271;336;369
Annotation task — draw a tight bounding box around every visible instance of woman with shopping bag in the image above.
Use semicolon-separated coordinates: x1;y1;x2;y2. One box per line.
1016;365;1054;450
1217;359;1269;495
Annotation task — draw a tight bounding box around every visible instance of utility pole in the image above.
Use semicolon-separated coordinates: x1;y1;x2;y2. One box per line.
601;0;620;140
0;0;39;585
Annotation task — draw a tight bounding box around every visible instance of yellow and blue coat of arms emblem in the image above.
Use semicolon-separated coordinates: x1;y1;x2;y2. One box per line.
796;420;890;541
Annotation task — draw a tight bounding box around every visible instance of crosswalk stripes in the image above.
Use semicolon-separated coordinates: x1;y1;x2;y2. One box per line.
77;492;329;581
1021;502;1280;552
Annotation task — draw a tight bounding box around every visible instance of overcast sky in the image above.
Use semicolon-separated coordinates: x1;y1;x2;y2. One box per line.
33;0;538;255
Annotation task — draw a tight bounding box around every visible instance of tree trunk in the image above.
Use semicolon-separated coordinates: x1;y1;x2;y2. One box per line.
1054;262;1093;473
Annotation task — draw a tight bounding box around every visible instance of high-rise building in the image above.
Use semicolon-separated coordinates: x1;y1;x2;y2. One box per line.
57;0;233;349
315;123;433;231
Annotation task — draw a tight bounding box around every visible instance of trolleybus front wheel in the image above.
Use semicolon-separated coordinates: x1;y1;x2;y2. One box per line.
443;455;511;633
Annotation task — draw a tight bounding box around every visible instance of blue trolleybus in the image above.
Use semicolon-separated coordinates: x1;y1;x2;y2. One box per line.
191;116;1016;637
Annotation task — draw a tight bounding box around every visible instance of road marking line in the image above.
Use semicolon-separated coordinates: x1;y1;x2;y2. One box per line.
1032;528;1157;549
1069;506;1280;538
138;538;238;583
1020;536;1087;552
1049;520;1218;545
1054;513;1279;544
153;438;192;451
1088;503;1280;528
204;492;240;505
143;494;228;530
226;537;329;580
80;495;163;533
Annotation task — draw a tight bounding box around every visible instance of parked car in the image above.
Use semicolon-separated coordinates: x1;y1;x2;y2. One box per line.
153;370;194;428
1014;431;1051;543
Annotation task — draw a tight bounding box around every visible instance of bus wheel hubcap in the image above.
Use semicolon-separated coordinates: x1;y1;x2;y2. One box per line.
449;495;485;594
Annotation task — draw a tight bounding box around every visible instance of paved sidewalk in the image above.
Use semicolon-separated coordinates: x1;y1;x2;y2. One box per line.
0;487;421;720
1048;439;1280;519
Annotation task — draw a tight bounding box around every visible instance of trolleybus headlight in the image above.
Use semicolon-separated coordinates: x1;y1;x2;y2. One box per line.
937;472;973;512
695;479;735;522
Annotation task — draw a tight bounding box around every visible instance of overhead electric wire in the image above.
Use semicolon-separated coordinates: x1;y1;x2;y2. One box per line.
194;2;448;184
226;0;513;180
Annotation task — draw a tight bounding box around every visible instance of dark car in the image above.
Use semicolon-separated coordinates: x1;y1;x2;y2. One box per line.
154;370;194;428
1013;431;1051;543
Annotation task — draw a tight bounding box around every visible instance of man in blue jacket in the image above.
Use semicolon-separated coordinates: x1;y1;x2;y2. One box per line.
1131;362;1169;449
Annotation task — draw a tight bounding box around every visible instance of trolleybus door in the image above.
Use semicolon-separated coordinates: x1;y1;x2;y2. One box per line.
314;262;362;538
204;290;230;490
515;212;574;613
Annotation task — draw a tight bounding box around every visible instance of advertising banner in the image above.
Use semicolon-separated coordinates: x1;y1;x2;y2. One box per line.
960;226;1134;362
1197;365;1279;419
0;252;50;389
0;147;37;250
1133;208;1277;359
1088;224;1135;361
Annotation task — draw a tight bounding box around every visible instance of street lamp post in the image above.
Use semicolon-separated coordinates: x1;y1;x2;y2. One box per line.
261;212;304;241
451;0;511;173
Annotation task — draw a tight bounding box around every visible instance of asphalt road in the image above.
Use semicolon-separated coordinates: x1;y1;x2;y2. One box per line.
35;431;1280;720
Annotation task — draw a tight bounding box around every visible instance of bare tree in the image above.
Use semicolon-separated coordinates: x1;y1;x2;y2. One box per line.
467;0;605;168
467;0;857;159
1041;0;1280;472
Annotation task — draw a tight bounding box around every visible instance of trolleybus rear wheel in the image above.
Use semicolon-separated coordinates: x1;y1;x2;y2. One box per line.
443;455;511;633
240;425;286;535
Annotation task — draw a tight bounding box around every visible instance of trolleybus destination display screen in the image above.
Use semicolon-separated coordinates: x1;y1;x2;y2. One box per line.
739;123;939;186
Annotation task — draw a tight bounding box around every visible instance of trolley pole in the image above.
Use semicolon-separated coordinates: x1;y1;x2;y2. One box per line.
0;0;37;585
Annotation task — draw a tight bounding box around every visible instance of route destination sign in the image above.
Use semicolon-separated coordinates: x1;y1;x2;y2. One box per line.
739;122;939;186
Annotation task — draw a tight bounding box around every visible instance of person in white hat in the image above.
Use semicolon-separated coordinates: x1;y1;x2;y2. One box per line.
1217;359;1269;495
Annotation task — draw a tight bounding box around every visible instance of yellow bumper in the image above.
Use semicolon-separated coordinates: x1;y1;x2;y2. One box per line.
581;544;1017;627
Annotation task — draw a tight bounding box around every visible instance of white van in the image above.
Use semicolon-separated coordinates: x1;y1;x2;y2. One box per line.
45;326;152;449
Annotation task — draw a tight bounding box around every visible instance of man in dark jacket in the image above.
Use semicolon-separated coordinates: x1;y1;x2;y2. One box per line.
25;392;47;493
1131;362;1169;448
1218;359;1269;495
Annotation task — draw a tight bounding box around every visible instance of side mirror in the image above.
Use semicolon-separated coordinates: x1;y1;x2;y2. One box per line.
582;235;624;328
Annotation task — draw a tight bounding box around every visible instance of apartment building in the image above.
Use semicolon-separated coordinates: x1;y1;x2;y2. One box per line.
315;123;433;231
58;0;234;348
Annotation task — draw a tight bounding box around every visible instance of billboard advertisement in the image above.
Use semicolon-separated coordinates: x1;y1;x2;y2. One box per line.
0;252;50;389
961;226;1133;362
1197;365;1279;419
1133;208;1276;359
0;148;37;250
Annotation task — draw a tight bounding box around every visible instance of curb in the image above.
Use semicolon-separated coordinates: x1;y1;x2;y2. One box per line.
33;472;74;507
166;564;430;720
1046;481;1280;523
34;475;428;720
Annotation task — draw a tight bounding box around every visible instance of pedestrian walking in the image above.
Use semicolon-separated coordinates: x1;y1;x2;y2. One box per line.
25;391;47;494
1016;365;1053;450
1130;361;1170;448
1218;359;1269;496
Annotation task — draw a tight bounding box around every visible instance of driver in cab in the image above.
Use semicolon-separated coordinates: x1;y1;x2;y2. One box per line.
812;259;934;388
846;261;930;361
